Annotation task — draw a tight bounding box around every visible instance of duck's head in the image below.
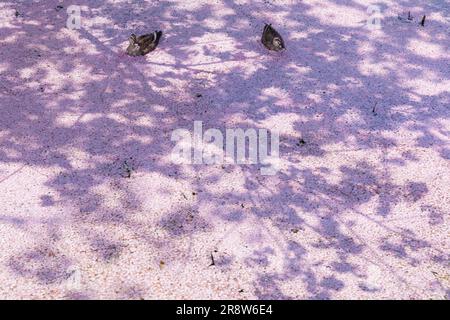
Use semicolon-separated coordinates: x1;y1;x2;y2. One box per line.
126;34;141;56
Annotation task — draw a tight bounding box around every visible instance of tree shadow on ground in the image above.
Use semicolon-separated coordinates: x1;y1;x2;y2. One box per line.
0;0;448;299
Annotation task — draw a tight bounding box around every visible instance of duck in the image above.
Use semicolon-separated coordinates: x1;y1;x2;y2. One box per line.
261;24;285;52
126;31;163;56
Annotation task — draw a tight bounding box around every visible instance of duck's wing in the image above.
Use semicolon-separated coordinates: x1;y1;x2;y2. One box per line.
267;25;285;45
267;25;282;38
139;31;163;55
136;34;155;45
138;31;162;45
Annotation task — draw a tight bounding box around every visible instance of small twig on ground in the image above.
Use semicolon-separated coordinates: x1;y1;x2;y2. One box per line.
408;11;413;21
209;253;215;266
420;15;426;27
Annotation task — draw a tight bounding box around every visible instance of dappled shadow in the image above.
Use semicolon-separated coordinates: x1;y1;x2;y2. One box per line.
0;0;448;299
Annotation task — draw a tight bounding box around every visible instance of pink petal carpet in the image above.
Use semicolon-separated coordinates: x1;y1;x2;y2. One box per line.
0;0;448;299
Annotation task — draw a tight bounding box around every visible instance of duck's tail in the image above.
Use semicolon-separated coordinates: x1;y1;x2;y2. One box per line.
154;30;163;42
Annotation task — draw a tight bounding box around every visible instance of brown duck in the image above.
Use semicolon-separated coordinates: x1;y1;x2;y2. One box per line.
126;31;162;56
261;24;285;52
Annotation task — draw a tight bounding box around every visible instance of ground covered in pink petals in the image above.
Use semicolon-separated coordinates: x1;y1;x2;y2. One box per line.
0;0;449;299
